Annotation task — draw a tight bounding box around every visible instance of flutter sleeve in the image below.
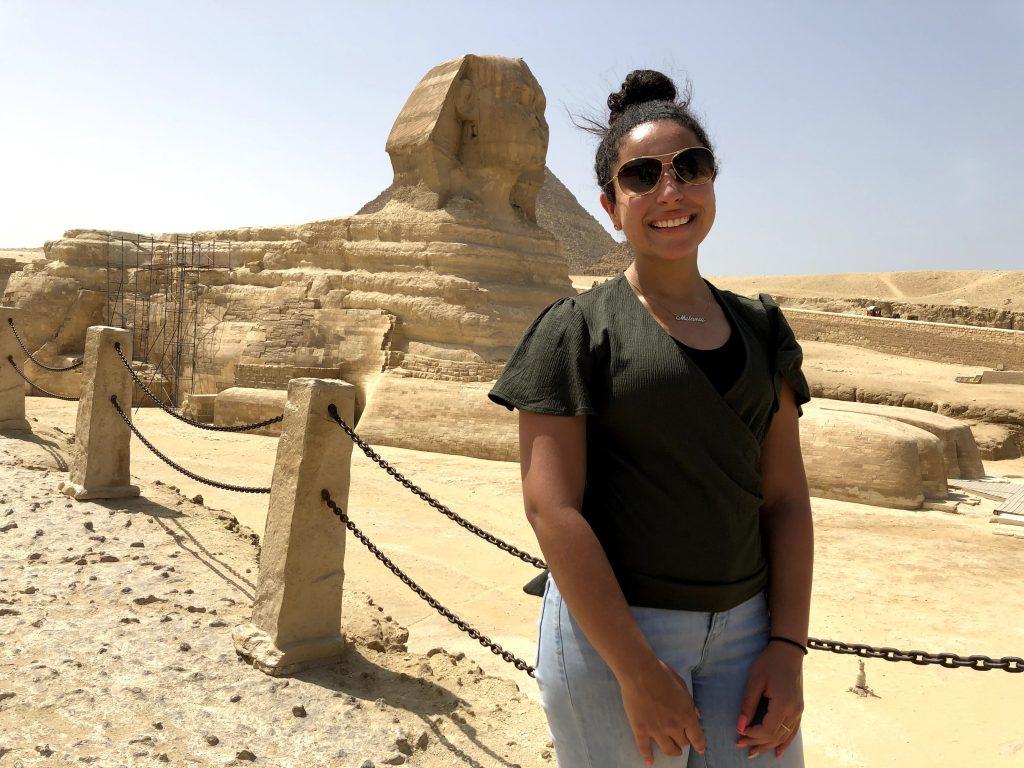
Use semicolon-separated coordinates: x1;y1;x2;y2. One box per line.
759;293;812;417
487;296;596;416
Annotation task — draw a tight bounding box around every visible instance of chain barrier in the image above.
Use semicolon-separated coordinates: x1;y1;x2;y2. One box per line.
321;488;536;677
110;395;270;494
112;342;283;432
6;318;83;371
6;355;79;401
326;403;546;569
807;638;1022;673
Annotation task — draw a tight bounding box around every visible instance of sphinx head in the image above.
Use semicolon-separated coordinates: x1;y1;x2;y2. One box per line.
385;54;549;222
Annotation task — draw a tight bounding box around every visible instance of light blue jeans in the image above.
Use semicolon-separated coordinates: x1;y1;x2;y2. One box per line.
535;575;805;768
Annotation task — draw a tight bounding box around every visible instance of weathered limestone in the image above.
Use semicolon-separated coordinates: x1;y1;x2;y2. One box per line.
808;398;985;479
233;378;356;675
800;409;944;509
63;327;140;500
0;308;30;431
214;387;287;436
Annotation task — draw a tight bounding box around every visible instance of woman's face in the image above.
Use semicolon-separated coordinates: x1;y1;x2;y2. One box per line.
600;119;716;262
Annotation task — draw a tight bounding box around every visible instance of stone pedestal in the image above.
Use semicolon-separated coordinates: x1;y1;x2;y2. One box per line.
0;308;30;431
63;326;140;500
233;377;356;676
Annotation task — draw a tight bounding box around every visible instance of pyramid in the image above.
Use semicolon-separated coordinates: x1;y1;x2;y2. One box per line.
359;167;631;276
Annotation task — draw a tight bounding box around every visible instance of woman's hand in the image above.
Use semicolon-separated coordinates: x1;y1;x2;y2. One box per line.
735;643;805;759
616;656;706;765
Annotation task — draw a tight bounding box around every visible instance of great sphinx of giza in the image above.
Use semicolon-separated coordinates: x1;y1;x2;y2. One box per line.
3;54;572;459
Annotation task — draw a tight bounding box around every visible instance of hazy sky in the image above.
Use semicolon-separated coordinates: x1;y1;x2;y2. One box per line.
2;1;1021;274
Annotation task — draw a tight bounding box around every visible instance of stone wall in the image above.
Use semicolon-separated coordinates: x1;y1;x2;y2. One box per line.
213;387;287;437
234;364;344;390
787;308;1024;370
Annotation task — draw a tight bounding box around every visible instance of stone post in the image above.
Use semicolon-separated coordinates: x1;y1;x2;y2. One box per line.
63;326;140;501
233;377;356;676
0;308;30;431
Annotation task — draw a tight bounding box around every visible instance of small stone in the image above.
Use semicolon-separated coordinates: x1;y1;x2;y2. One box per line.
205;734;219;746
0;522;17;533
191;494;204;505
22;586;38;594
208;619;227;628
121;587;132;594
383;755;406;766
99;555;119;563
84;521;94;532
153;722;163;730
120;617;140;624
395;737;413;755
179;642;191;652
230;694;241;703
28;552;42;561
36;744;55;756
292;705;307;718
156;754;169;763
130;541;144;548
236;749;256;761
134;595;162;606
34;529;44;537
360;761;374;768
416;733;429;750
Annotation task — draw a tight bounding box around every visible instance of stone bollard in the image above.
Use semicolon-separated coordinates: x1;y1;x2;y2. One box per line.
0;308;30;431
63;326;140;501
233;377;356;676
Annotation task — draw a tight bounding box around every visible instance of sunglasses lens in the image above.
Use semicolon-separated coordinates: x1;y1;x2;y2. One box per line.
673;147;716;184
616;158;664;195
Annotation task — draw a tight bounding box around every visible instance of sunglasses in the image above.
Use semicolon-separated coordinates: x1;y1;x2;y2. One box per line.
609;146;717;198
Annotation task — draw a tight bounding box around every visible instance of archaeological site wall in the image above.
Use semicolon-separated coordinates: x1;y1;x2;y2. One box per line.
786;308;1024;371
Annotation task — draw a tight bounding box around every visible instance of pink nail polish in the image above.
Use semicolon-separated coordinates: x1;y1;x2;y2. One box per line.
737;715;748;733
645;759;653;767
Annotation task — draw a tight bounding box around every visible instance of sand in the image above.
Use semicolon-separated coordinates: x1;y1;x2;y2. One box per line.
2;396;1023;767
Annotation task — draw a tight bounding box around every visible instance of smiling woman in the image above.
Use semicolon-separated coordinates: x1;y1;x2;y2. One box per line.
488;69;813;768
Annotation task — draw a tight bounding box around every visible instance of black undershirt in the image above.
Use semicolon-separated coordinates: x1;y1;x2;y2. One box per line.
672;290;746;396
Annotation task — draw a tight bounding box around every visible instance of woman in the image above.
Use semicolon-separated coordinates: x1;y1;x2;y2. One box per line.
488;70;812;767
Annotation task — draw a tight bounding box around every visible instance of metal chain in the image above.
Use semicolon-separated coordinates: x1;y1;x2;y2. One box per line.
113;342;283;432
326;403;546;569
6;318;83;371
110;395;270;494
807;638;1023;672
321;488;536;677
6;356;79;401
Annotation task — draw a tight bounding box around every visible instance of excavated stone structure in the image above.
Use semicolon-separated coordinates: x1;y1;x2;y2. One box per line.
4;55;566;455
0;308;30;431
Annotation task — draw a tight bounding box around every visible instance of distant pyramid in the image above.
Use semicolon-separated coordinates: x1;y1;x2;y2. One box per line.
357;166;631;276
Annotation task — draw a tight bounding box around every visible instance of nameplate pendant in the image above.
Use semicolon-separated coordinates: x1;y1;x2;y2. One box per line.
674;314;707;323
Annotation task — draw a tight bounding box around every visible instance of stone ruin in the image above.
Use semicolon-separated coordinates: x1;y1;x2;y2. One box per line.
1;52;989;510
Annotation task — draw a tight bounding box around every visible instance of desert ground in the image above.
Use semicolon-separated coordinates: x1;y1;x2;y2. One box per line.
2;389;1022;767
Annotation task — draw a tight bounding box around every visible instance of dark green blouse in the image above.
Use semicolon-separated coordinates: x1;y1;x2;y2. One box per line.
488;272;811;612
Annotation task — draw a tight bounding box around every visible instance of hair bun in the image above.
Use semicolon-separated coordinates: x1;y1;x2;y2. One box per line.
607;70;677;123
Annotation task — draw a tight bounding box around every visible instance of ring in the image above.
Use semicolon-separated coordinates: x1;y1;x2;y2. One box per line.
779;723;793;733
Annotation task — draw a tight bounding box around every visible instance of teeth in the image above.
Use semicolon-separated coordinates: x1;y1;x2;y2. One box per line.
651;215;693;228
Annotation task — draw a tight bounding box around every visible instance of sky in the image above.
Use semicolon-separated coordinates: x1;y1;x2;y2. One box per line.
1;1;1021;275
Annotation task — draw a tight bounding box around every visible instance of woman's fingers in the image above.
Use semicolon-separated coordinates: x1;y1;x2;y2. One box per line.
774;717;801;759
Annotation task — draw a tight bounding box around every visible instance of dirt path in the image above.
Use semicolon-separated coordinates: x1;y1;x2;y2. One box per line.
4;398;1024;766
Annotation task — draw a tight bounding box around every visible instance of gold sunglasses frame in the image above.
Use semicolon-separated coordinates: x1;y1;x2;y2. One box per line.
608;146;718;199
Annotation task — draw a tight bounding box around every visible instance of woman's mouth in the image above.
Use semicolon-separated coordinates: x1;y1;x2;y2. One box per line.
649;214;695;230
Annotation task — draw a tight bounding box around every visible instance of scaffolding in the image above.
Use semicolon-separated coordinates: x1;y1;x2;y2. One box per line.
105;233;232;407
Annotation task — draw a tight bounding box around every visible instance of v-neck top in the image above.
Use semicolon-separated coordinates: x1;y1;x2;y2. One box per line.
488;272;811;612
671;289;747;397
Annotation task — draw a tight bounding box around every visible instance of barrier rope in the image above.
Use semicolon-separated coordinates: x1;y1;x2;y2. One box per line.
6;355;79;401
805;639;1021;672
321;488;536;677
113;342;284;432
110;395;270;494
6;318;83;371
326;403;546;569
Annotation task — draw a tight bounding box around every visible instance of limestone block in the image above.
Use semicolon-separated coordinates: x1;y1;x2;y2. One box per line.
801;409;930;509
63;326;140;500
0;307;30;431
357;370;517;461
214;387;287;436
233;377;356;675
809;398;984;479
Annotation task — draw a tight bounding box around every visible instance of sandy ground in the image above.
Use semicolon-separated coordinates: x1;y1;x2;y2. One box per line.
3;397;1023;767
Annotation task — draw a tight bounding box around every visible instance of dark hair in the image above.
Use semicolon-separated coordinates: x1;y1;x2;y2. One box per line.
574;69;717;204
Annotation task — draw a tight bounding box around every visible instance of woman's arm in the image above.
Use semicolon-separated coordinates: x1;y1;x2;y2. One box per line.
735;379;813;759
518;410;706;761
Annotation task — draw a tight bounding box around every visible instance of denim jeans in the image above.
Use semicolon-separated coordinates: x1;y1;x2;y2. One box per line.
535;575;805;768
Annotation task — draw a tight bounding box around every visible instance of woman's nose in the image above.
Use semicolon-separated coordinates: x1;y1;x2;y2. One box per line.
653;167;686;202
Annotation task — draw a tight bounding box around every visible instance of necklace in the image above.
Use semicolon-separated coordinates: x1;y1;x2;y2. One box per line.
624;272;713;323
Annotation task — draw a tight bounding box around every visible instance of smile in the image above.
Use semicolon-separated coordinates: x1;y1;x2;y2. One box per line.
649;215;694;229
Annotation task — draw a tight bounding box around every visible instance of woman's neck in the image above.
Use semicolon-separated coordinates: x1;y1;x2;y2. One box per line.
626;255;709;305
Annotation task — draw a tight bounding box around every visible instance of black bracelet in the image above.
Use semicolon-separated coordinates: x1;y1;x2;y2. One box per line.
769;635;809;655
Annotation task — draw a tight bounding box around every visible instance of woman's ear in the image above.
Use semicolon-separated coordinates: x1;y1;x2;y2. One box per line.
599;191;622;231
